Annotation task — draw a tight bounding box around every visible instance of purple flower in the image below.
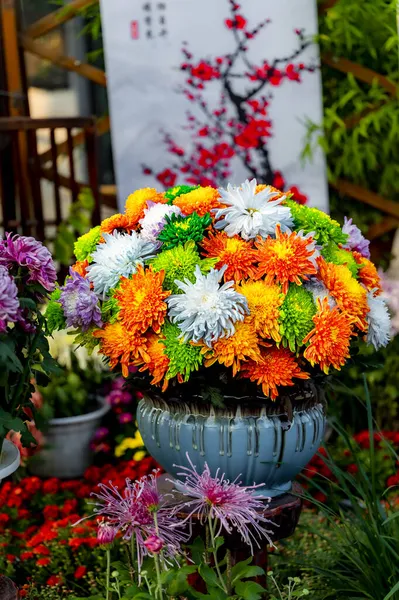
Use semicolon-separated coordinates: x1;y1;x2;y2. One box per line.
97;521;118;545
60;268;102;332
0;233;56;292
107;389;132;406
171;454;273;552
118;413;133;424
144;535;163;553
342;217;370;258
93;427;109;441
0;266;19;332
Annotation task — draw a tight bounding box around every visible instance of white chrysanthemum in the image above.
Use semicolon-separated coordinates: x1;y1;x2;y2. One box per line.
139;201;182;243
167;265;249;346
214;178;293;240
366;290;391;350
86;231;156;297
305;279;336;309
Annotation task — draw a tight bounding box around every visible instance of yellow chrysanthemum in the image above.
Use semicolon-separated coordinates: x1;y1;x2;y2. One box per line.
173;186;221;216
303;298;355;374
256;183;285;198
94;322;149;377
114;431;144;458
201;231;257;282
238;280;284;342
115;266;170;334
124;187;166;225
353;251;382;294
201;320;266;376
133;450;146;461
317;257;368;328
136;332;170;390
255;225;317;294
241;347;309;400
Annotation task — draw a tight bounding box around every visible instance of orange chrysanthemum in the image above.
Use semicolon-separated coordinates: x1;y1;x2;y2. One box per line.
94;322;149;377
317;257;368;328
115;266;170;334
173;186;221;216
238;280;284;342
201;320;266;376
241;347;309;400
255;225;317;293
303;298;355;374
71;259;89;278
100;213;131;235
256;183;285;199
201;232;257;281
124;188;166;226
353;251;382;294
136;332;170;391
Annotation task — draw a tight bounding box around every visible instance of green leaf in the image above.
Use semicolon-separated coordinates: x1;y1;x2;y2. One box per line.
190;536;206;565
234;581;266;600
0;408;26;437
132;594;153;600
167;564;197;595
0;340;23;373
383;581;399;600
199;563;222;589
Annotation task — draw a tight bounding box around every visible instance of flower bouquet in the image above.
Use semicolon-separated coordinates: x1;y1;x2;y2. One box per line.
0;233;58;479
47;179;390;494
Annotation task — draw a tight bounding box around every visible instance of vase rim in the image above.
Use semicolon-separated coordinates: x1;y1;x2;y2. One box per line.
47;396;110;426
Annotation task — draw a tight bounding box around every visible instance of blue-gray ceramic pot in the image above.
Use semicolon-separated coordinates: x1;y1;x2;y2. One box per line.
137;384;326;497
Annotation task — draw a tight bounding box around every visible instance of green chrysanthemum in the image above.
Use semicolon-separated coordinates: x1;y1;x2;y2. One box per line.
161;320;203;382
45;288;66;334
150;240;217;294
279;285;316;352
158;212;212;250
74;226;101;262
101;295;120;324
285;199;348;246
321;242;360;278
165;185;200;203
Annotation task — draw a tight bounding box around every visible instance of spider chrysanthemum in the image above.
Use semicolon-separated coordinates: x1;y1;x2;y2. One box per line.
214;178;292;240
255;225;318;294
285;200;348;246
161;321;203;383
317;257;368;328
201;319;265;376
279;285;316;352
201;231;257;282
303;297;355;374
241;347;309;400
94;321;150;377
115;266;170;334
353;251;382;294
167;265;249;346
150;240;217;295
158;212;212;250
136;332;170;390
125;187;166;225
173;186;221;216
74;226;101;262
238;280;284;342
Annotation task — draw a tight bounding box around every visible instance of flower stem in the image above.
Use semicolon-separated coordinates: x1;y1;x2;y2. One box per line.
208;515;227;593
106;547;111;600
130;534;136;582
154;554;164;600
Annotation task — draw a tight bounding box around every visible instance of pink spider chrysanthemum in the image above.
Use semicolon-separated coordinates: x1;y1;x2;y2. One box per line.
171;454;274;552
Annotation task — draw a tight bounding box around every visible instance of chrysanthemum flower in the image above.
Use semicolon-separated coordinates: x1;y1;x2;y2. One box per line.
165;184;199;202
201;319;265;376
303;297;355;373
172;454;273;552
158;212;212;250
173;186;221;217
285;199;348;245
366;291;390;350
321;242;359;278
125;187;166;226
255;225;318;294
150;240;217;295
45;288;66;334
353;251;382;294
94;321;150;376
255;183;285;198
87;231;157;297
0;265;19;332
304;279;336;309
279;285;316;352
238;280;284;341
201;231;257;282
115;266;170;334
74;226;101;262
161;321;203;383
317;257;368;328
139;201;181;243
136;332;170;389
241;347;309;400
71;259;89;278
100;213;131;235
60;268;102;332
214;178;292;240
167;265;249;346
342;217;370;258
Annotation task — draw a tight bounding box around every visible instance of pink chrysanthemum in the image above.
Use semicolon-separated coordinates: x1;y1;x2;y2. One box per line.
172;454;273;552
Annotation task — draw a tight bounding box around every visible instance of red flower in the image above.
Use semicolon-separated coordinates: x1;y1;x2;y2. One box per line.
286;64;300;81
387;473;399;487
289;186;307;205
75;484;92;499
7;554;16;563
42;478;60;495
269;69;283;86
43;505;59;520
23;476;42;496
347;464;359;475
191;61;220;81
47;575;62;586
354;431;370;449
21;551;34;560
272;171;285;190
62;498;78;516
234;130;258;149
198;127;209;137
18;508;31;520
198;149;218;168
156;168;177;188
225;14;247;29
313;491;327;503
214;143;235;159
84;465;102;483
0;513;10;528
74;565;87;579
60;480;80;493
34;544;51;556
36;557;51;567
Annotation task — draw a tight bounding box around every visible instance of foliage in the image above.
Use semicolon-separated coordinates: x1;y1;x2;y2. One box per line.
53;189;95;267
